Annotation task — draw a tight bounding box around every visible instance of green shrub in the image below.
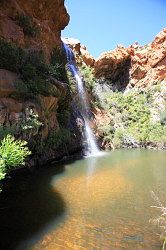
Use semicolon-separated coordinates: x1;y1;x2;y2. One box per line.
99;122;114;136
14;80;29;94
160;110;166;126
21;51;48;80
48;64;62;80
0;158;6;181
148;123;166;142
51;47;68;82
0;135;31;185
0;38;24;72
15;14;40;37
57;109;71;126
20;51;60;96
96;88;166;148
0;135;31;170
46;128;72;150
23;51;48;76
21;109;43;133
0;124;16;141
112;129;124;148
67;70;77;95
0;39;67;97
79;65;96;92
23;77;59;96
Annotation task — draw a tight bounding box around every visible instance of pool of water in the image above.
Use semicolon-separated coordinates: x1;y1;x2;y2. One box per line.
0;149;166;250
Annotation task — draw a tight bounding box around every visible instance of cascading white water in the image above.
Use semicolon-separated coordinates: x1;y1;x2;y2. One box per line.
63;42;99;156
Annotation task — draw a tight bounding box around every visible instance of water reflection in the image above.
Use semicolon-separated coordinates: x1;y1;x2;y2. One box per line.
86;152;107;182
86;156;97;179
0;165;67;250
0;150;166;250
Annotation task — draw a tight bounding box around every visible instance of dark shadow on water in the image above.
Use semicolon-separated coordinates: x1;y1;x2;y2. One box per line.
0;163;68;250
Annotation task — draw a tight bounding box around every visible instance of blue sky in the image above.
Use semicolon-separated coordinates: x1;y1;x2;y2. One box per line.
62;0;166;58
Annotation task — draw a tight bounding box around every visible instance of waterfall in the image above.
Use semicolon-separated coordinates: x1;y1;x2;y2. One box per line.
63;42;99;156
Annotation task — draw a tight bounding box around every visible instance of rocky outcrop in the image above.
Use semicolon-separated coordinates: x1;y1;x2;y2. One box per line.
0;69;19;97
0;0;69;59
0;1;83;166
95;28;166;90
62;37;95;67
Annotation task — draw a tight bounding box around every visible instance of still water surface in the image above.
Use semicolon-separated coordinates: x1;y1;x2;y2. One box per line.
0;149;166;250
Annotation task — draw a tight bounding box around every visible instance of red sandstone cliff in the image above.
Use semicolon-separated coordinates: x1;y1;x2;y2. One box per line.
64;29;166;90
94;28;166;90
0;1;82;164
62;37;95;67
0;0;69;57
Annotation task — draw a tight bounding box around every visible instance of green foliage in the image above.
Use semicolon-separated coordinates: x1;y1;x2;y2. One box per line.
46;127;72;150
0;135;31;184
15;50;59;96
22;50;48;77
112;129;124;149
15;14;40;37
0;124;16;141
19;48;68;96
34;127;72;154
0;135;31;170
99;122;114;137
56;85;72;126
51;47;68;83
14;80;29;94
79;65;96;92
0;38;24;72
57;109;71;126
21;51;47;95
48;63;63;80
0;39;67;97
98;89;166;148
160;110;166;126
21;109;43;133
147;123;166;142
0;158;6;181
0;110;43;143
67;70;77;95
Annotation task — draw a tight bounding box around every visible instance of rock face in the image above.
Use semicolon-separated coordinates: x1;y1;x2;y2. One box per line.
0;69;19;97
0;0;69;58
95;28;166;90
0;1;83;166
62;37;95;67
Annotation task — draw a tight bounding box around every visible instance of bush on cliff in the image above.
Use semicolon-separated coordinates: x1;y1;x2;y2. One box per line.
20;50;56;96
0;38;24;72
79;64;96;92
34;127;72;154
46;127;72;150
51;47;68;83
0;39;68;97
0;158;6;181
0;124;16;141
15;14;40;37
